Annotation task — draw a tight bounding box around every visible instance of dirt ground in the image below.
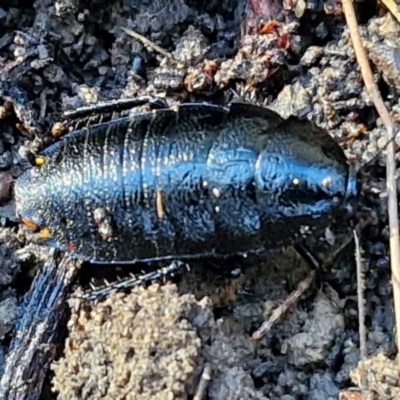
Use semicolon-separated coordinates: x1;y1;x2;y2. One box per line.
0;0;400;399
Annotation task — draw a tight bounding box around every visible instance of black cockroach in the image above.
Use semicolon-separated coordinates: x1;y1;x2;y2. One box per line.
13;96;360;296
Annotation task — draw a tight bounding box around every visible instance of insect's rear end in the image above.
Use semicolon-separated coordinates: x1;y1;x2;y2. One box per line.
14;102;359;263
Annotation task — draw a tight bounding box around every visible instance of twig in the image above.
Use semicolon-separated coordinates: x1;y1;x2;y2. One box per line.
354;230;371;400
252;270;315;340
0;251;80;400
193;363;212;400
342;0;400;366
354;230;367;360
39;89;47;120
379;0;400;24
322;220;372;268
122;28;176;62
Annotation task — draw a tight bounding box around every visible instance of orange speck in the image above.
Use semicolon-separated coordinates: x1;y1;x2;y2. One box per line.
66;241;75;252
155;187;165;219
339;390;362;400
260;20;278;34
16;123;31;135
21;217;39;230
38;227;51;239
34;156;46;166
276;33;290;50
203;59;219;80
51;122;67;137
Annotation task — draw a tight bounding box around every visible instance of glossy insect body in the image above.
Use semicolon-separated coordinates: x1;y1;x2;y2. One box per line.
14;102;358;264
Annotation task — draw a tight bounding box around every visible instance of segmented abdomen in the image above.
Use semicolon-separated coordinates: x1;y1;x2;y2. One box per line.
43;105;263;262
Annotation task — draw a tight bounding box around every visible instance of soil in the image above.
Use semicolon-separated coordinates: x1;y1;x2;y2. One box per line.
0;0;399;399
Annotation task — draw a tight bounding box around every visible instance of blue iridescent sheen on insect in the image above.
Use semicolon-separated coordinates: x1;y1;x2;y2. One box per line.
14;102;359;263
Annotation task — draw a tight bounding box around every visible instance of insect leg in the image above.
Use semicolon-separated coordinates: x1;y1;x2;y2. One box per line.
62;96;169;121
79;261;188;302
51;96;169;137
294;243;321;270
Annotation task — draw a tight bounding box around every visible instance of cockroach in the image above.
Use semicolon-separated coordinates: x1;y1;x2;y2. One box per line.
14;96;359;273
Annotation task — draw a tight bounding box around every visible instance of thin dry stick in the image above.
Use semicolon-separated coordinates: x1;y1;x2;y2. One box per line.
342;0;400;366
252;270;315;340
354;230;370;400
193;363;212;400
379;0;400;24
0;252;80;400
354;230;367;360
122;28;176;62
